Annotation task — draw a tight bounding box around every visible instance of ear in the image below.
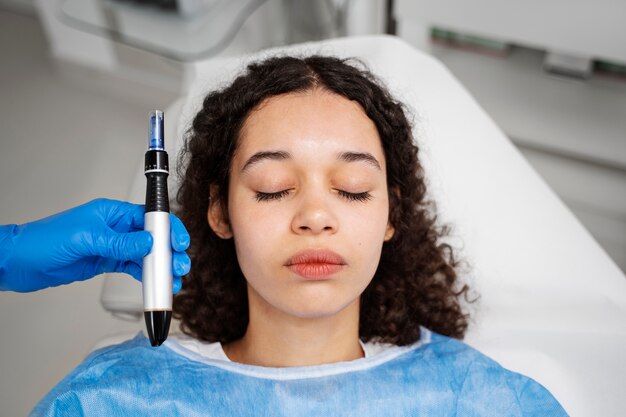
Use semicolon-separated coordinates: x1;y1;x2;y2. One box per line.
207;185;233;239
384;221;395;241
384;186;400;242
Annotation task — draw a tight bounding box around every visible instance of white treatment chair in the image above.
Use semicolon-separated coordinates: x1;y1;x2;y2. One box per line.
99;35;626;417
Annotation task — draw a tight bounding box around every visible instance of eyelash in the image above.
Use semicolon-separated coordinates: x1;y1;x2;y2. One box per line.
255;189;372;203
255;190;290;202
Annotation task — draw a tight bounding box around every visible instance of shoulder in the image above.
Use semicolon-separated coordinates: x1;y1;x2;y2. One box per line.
407;330;568;416
406;329;499;371
62;332;180;378
30;333;184;416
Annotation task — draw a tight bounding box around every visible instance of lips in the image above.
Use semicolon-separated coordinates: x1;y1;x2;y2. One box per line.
285;249;346;279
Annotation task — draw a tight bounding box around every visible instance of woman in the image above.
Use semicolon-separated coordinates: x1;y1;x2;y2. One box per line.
32;55;567;417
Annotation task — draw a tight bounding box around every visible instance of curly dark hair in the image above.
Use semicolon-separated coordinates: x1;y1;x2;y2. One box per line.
173;55;472;346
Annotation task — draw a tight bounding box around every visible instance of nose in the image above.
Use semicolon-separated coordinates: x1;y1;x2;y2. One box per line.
291;192;338;236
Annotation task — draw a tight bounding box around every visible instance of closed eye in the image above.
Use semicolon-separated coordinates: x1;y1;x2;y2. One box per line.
255;189;372;202
255;189;291;202
337;190;372;202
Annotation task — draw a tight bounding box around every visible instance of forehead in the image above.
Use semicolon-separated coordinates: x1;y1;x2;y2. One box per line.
236;89;384;164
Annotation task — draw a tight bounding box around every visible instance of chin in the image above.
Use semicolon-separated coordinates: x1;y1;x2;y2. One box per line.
252;282;362;320
281;296;358;320
288;307;343;319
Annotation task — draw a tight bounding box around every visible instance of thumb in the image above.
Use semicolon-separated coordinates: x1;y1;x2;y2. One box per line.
91;229;153;261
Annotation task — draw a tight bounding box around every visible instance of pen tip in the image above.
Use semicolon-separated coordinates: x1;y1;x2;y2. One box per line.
145;311;172;347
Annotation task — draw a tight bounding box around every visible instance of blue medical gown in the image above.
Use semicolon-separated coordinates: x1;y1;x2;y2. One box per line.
31;329;568;416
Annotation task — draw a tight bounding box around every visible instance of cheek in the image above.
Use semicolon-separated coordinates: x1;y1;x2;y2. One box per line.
346;193;389;230
231;201;287;241
228;193;288;271
341;199;390;258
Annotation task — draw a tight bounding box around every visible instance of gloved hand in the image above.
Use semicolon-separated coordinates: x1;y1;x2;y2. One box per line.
0;198;190;293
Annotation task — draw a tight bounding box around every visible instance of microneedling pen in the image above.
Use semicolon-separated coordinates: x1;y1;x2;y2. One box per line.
142;110;173;347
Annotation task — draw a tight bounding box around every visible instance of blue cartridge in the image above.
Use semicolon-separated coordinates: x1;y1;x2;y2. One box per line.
149;110;165;151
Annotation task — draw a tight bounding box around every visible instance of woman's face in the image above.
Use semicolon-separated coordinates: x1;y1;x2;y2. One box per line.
209;88;394;319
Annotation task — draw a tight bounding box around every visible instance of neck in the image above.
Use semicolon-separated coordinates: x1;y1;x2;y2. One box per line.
223;286;364;367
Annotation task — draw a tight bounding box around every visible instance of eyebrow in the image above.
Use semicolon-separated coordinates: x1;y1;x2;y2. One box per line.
337;151;381;170
241;151;291;173
241;150;382;172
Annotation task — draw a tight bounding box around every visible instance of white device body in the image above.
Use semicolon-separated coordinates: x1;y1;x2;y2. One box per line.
142;211;173;311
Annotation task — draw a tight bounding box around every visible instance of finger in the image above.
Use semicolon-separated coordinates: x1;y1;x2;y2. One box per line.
87;257;141;281
117;261;143;281
170;213;190;251
113;204;145;234
89;229;153;261
98;199;146;232
173;276;182;294
122;261;181;295
127;204;146;231
172;251;191;277
125;265;182;295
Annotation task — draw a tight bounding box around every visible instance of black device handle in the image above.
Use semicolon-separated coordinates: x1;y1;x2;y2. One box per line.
144;150;170;213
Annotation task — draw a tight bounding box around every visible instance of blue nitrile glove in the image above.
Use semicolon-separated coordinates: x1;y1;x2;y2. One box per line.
0;198;190;293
